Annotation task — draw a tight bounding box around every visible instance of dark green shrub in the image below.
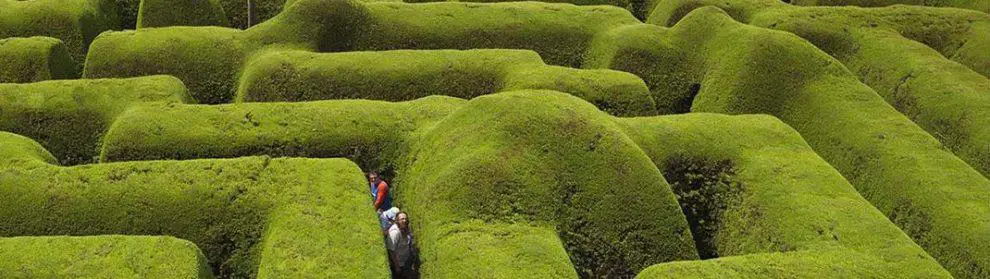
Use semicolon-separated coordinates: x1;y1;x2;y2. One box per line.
587;7;990;277
0;132;389;278
0;37;78;83
0;0;120;73
137;0;229;28
0;76;190;165
236;49;655;115
0;236;214;279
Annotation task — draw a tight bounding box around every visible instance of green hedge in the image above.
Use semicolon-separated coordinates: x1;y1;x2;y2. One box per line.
100;96;465;166
86;0;640;104
0;235;213;279
637;247;911;278
348;1;637;68
647;0;990;77
83;27;248;104
0;132;389;278
643;0;990;180
789;0;990;14
137;0;229;28
115;0;289;30
732;6;990;177
398;91;698;278
587;7;990;278
99;91;699;277
0;0;119;71
810;28;990;178
222;0;290;29
0;76;190;166
236;49;654;115
0;132;57;165
0;37;78;83
90;89;957;277
618;113;950;277
236;49;540;102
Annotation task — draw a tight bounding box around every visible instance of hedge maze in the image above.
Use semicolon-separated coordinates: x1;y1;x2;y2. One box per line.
0;0;987;278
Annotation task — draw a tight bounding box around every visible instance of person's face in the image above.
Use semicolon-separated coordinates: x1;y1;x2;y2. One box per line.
368;174;377;183
397;213;408;230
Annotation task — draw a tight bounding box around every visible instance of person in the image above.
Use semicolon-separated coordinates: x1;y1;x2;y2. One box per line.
386;212;418;279
368;172;392;212
380;206;400;235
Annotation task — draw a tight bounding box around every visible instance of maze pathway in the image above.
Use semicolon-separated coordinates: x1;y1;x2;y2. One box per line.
1;0;988;278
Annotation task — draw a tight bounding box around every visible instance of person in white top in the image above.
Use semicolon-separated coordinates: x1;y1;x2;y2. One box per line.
380;207;400;235
386;212;418;278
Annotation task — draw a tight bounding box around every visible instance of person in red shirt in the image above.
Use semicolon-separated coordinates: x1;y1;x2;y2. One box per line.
368;172;392;213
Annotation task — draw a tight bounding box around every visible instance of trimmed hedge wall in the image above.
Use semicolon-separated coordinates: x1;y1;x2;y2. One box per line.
735;6;990;178
643;0;990;180
99;91;700;278
236;49;541;102
587;7;990;278
83;27;248;104
347;1;637;68
85;0;641;104
618;113;950;277
0;0;120;73
82;89;956;277
0;37;78;83
137;0;229;28
99;96;465;165
0;235;214;279
648;0;990;77
221;0;290;29
397;91;698;278
0;76;191;166
637;247;909;278
236;49;655;115
0;132;389;278
789;0;990;14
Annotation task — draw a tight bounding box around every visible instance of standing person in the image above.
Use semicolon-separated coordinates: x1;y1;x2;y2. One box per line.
386;212;418;279
368;172;392;212
380;207;400;235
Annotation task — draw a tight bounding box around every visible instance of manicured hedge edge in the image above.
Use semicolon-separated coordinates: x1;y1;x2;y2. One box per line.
0;235;214;279
0;37;78;83
0;75;191;165
0;132;389;278
586;7;990;278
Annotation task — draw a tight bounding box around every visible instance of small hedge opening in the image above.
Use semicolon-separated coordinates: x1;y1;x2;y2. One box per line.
672;83;701;114
663;157;743;259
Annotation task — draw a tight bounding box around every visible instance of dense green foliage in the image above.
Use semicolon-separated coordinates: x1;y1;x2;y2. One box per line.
114;0;288;29
0;76;190;165
137;0;229;28
0;0;120;73
587;7;990;278
100;91;702;277
3;0;989;277
0;37;77;83
236;49;654;115
618;113;950;278
789;0;990;14
648;0;990;78
0;132;389;278
96;89;953;278
83;27;248;104
84;0;640;104
0;236;214;279
100;96;464;165
221;0;289;29
397;91;698;278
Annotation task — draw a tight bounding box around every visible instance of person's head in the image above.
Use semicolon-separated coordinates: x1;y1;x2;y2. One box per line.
367;172;379;183
396;212;409;230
